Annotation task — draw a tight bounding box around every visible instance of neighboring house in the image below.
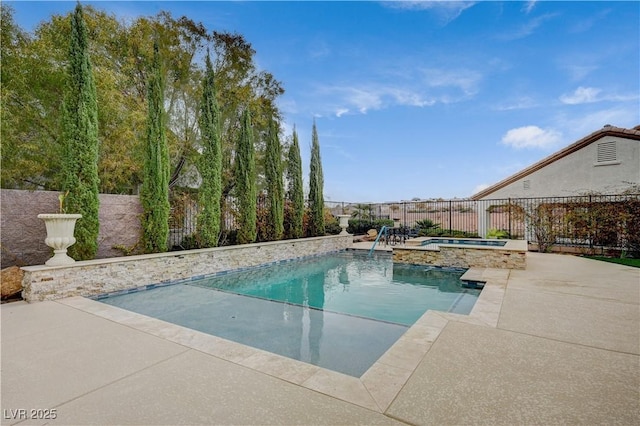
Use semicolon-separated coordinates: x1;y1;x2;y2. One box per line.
472;124;640;237
473;124;640;200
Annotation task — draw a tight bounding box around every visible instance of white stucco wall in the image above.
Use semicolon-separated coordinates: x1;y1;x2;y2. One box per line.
482;135;639;199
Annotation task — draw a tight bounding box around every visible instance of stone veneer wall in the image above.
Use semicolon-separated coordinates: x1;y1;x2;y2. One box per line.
21;234;353;302
1;189;142;267
393;245;526;270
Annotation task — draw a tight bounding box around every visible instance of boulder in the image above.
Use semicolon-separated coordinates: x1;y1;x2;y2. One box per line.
1;266;23;300
364;229;378;241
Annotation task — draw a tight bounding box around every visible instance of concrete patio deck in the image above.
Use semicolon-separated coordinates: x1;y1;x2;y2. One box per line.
2;252;638;425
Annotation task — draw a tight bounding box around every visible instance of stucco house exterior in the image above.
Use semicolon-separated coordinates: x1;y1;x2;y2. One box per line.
472;124;640;237
473;124;640;200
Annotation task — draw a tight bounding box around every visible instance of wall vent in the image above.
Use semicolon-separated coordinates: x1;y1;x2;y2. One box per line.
523;180;530;190
596;141;617;163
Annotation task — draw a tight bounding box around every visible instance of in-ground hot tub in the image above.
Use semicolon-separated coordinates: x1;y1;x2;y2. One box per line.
393;238;527;269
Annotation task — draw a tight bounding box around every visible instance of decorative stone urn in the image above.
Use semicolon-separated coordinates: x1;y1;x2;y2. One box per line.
393;218;401;228
337;214;351;235
37;214;82;266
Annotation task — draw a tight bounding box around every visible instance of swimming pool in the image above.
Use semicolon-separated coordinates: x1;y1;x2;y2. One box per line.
97;251;480;377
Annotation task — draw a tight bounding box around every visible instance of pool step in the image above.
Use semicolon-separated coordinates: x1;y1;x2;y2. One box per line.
461;280;485;289
460;268;486;289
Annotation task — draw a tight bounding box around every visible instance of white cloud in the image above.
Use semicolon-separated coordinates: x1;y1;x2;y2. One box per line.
501;126;563;149
277;98;299;115
494;96;538;111
559;86;601;104
523;1;537;14
563;64;599;81
309;64;481;117
499;13;558;41
422;68;482;96
559;86;639;105
346;88;384;113
472;183;490;194
568;9;611;33
559;108;640;137
317;83;435;115
387;87;436;107
325;143;354;160
383;1;477;24
308;40;330;59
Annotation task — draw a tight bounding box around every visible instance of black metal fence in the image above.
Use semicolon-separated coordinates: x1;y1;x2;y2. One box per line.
170;192;640;255
324;199;479;235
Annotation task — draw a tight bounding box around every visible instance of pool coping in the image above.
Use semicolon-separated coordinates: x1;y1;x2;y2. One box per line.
405;237;527;251
57;266;508;413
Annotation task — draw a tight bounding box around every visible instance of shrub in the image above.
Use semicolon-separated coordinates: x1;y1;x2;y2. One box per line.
625;199;640;257
178;234;199;250
419;228;479;238
347;219;393;235
415;219;440;233
325;220;341;235
219;229;238;247
486;229;510;239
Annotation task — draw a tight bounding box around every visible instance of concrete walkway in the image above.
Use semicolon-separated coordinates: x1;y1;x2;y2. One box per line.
2;253;638;425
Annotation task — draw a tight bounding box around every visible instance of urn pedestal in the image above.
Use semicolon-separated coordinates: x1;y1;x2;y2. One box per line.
37;214;82;266
337;214;351;235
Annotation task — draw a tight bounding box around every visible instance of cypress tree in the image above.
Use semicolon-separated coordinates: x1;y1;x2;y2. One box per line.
308;121;325;236
285;127;304;239
265;118;284;240
196;51;222;247
140;40;170;253
235;108;257;244
62;3;100;260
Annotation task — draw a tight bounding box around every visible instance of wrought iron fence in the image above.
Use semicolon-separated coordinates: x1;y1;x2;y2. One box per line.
170;192;640;255
324;199;479;235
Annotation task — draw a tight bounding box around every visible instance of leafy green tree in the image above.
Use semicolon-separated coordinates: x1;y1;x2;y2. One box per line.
1;4;65;190
212;32;284;198
82;8;146;194
140;40;170;253
61;3;100;260
0;6;285;202
285;128;304;239
196;51;222;247
308;121;325;236
0;5;145;192
351;203;373;220
265;118;284;240
235;109;257;244
124;12;210;190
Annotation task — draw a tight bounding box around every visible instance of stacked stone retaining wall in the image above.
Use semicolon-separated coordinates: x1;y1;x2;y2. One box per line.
21;234;353;302
393;244;526;270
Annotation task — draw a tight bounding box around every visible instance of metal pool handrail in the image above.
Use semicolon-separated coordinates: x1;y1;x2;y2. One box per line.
368;225;388;256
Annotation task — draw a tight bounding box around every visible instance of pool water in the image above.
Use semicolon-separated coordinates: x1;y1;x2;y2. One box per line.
97;251;480;377
190;252;479;325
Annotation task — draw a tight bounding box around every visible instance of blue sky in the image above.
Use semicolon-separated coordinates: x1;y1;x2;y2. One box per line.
8;1;640;202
